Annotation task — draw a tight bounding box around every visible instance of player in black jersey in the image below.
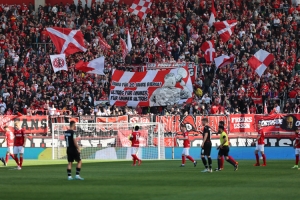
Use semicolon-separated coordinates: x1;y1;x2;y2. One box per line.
65;121;84;180
200;118;213;173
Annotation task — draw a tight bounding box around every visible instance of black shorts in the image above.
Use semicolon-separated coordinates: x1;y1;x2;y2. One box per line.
67;148;81;162
218;146;229;157
201;141;212;156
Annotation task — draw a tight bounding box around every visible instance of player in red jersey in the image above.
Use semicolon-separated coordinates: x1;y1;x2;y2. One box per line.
292;127;300;169
180;124;197;167
0;126;19;166
254;123;267;166
129;125;142;166
13;122;26;170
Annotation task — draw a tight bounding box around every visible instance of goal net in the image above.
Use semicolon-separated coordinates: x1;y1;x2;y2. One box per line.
51;122;165;160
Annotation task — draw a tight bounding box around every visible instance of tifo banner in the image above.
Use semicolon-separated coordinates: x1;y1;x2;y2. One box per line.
0;115;48;134
118;130;148;147
145;62;197;83
229;114;256;133
110;67;193;107
155;115;228;134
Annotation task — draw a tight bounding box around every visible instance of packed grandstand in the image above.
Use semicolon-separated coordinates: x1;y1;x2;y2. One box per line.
0;0;300;118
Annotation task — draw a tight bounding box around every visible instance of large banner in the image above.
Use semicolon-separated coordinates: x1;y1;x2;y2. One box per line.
110;67;193;107
145;62;197;83
229;114;256;133
155;115;229;134
230;114;300;133
0;115;48;134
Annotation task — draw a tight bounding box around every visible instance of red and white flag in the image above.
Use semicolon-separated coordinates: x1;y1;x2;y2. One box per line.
214;55;235;69
214;20;237;42
120;38;128;59
50;54;68;73
99;37;111;51
208;0;217;27
247;49;274;77
128;0;152;20
46;27;87;55
24;48;32;65
110;67;193;107
200;40;216;63
75;56;105;75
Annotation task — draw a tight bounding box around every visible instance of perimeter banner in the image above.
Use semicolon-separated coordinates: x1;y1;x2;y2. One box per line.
110;67;193;107
230;114;300;133
0;115;48;134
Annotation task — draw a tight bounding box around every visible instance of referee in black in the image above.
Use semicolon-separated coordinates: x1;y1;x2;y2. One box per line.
200;118;212;173
65;121;84;180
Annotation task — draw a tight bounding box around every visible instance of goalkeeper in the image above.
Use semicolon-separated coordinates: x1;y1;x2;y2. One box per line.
129;125;142;166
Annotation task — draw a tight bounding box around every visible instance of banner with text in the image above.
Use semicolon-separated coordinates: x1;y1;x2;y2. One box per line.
0;115;48;134
110;67;193;107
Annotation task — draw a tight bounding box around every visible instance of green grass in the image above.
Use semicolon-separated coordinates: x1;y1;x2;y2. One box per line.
0;160;298;200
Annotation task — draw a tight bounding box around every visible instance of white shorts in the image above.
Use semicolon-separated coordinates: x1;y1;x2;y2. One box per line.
255;144;264;152
13;146;24;154
131;147;139;155
295;148;300;155
7;147;13;154
182;148;190;156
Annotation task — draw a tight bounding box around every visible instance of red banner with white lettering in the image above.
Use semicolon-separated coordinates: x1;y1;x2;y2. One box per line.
229;114;256;133
0;115;48;134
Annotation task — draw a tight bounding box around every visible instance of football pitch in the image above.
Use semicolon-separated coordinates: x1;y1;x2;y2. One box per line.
0;160;298;200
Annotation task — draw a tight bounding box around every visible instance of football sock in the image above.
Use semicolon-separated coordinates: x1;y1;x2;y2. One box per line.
229;156;237;164
20;157;23;167
131;155;136;165
226;157;236;166
255;154;259;164
5;154;9;163
133;155;140;161
262;154;266;165
296;155;299;165
220;156;224;168
15;157;19;165
217;158;221;169
201;157;207;168
67;169;71;177
76;168;81;175
207;157;212;169
186;156;194;163
181;156;186;165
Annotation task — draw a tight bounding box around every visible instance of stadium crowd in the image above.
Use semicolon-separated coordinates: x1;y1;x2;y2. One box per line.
0;0;300;117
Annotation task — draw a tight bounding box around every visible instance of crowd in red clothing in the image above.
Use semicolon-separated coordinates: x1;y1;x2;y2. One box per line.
1;0;300;116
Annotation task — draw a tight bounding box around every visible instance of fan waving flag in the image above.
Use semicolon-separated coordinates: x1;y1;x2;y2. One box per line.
200;40;216;63
208;0;217;27
214;55;235;69
214;20;237;42
127;30;132;52
75;56;105;75
24;48;32;65
50;54;68;73
247;49;274;77
46;27;87;55
128;0;152;20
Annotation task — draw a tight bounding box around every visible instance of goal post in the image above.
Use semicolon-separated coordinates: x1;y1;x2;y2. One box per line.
51;122;165;160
